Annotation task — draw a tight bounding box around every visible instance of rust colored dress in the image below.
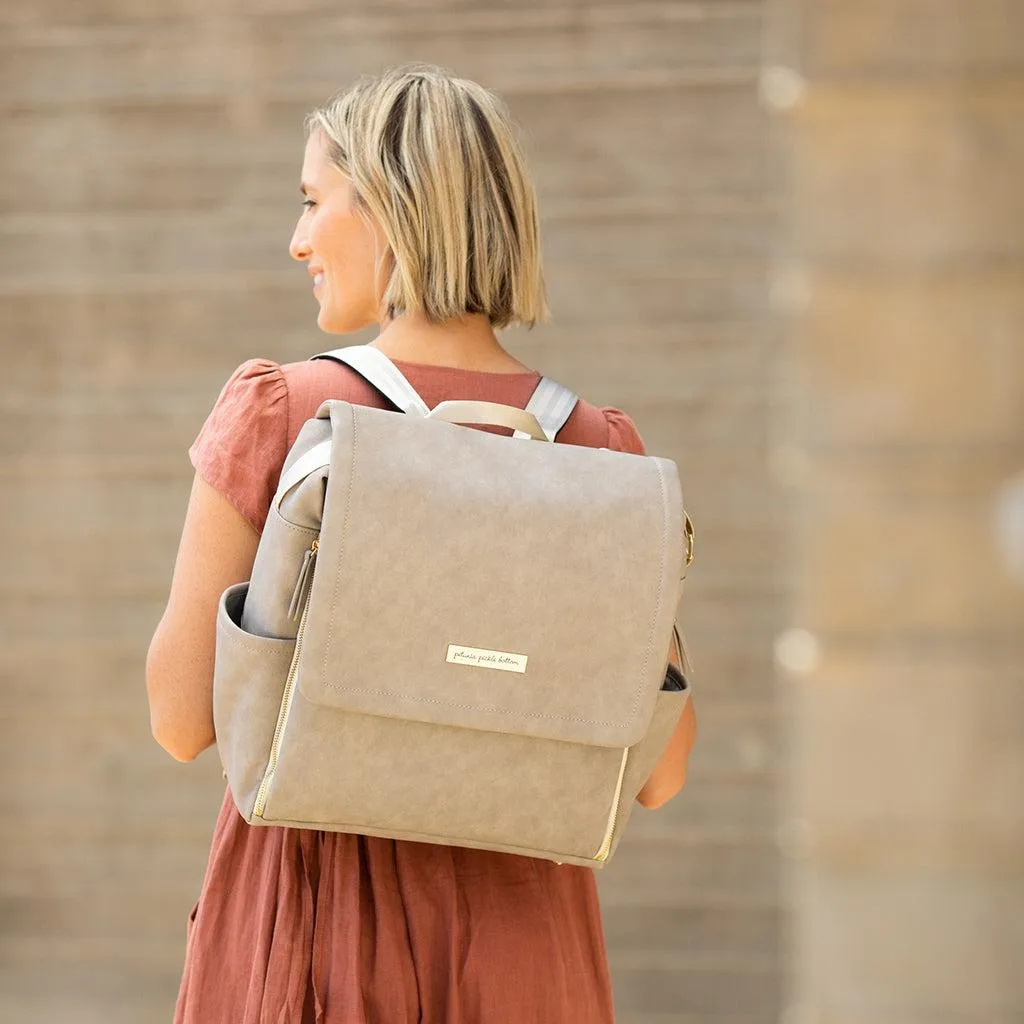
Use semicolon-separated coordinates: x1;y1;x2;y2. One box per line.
174;353;647;1024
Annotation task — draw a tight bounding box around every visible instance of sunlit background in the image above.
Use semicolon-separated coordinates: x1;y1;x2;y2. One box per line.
1;1;1021;1021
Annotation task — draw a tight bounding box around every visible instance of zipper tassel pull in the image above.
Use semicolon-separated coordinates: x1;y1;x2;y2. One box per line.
287;539;319;621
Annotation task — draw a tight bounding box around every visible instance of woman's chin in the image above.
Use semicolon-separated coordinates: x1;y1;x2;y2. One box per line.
317;303;366;336
316;303;343;333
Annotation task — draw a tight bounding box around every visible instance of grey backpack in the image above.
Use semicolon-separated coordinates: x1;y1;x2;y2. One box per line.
213;345;693;867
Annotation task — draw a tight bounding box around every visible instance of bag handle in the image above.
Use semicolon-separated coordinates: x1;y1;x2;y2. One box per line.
425;400;550;441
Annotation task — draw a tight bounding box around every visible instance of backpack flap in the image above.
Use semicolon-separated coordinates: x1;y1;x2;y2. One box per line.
291;398;686;750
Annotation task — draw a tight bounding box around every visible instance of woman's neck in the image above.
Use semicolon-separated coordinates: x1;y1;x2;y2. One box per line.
370;311;532;373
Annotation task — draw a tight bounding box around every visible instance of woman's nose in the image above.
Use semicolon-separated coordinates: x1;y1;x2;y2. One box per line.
289;222;311;262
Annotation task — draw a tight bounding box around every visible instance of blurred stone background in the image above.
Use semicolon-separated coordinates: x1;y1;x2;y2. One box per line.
0;1;1020;1022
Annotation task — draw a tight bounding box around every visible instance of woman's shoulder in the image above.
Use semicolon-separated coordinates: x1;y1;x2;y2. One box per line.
192;357;290;450
556;397;647;455
212;356;289;404
277;355;395;442
187;358;291;534
227;354;646;455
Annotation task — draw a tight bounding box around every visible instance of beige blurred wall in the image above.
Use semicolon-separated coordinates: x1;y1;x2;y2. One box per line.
764;1;1024;1022
5;2;1019;1023
0;4;779;1022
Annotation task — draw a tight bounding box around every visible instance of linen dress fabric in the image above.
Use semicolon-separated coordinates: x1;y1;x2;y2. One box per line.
174;355;648;1024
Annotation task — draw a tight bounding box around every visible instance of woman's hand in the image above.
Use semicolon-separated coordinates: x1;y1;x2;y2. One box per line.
146;473;260;762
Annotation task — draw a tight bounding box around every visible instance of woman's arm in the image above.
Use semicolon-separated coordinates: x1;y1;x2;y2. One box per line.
146;473;260;762
635;634;697;810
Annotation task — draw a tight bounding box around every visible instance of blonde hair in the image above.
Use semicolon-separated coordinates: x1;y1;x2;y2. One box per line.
305;63;549;329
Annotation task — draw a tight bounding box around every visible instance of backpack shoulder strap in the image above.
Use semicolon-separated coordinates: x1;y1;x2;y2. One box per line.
313;345;578;440
516;377;579;442
312;345;430;416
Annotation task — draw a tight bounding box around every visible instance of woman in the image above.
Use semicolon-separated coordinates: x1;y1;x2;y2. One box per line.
147;63;697;1024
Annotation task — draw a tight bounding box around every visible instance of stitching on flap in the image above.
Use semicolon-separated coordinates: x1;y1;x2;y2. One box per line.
307;684;625;730
313;415;670;737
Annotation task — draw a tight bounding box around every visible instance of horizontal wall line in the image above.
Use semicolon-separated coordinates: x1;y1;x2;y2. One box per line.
0;260;769;296
610;949;780;973
0;2;764;42
0;66;761;115
0;195;774;235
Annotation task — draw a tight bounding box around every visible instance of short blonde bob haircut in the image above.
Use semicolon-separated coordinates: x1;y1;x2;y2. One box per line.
305;63;549;329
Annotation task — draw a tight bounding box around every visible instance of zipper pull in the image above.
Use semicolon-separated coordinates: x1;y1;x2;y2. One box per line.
287;539;319;621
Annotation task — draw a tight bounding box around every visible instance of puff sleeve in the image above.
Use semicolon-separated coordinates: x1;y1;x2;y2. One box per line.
602;406;647;456
188;358;290;535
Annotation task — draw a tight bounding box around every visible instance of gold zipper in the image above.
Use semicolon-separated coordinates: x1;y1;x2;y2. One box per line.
253;540;318;819
593;747;629;862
